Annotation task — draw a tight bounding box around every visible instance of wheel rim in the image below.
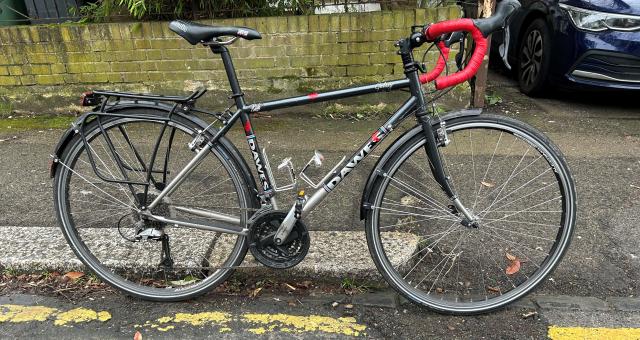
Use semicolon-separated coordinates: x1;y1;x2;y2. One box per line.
55;116;249;299
520;29;543;87
370;119;575;313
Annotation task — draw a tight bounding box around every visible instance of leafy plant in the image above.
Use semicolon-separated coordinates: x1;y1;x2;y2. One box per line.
73;0;316;23
341;277;372;294
485;92;503;106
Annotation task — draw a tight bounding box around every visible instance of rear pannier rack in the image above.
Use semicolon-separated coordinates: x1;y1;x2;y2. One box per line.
74;88;209;192
82;88;208;111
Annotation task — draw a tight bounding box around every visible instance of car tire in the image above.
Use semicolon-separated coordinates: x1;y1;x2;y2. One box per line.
517;18;552;96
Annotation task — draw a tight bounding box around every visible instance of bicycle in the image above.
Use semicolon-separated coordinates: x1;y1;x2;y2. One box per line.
50;0;576;314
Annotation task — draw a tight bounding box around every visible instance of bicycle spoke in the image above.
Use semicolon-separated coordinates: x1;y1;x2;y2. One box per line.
371;116;574;312
55;117;250;298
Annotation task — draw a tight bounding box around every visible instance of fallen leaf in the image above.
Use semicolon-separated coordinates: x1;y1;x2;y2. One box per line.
506;259;521;275
169;277;199;286
506;252;516;261
134;331;142;340
63;271;85;280
481;181;495;188
249;287;263;298
487;286;501;293
400;195;418;205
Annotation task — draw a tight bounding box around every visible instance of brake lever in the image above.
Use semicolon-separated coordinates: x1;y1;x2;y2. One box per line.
455;34;467;71
443;31;465;48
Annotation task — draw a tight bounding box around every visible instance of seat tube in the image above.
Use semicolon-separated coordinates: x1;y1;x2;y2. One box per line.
210;45;246;109
210;45;275;202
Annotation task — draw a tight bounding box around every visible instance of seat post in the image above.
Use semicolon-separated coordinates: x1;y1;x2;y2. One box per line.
210;45;246;109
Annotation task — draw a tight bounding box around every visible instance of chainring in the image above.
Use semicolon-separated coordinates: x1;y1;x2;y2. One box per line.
248;210;310;269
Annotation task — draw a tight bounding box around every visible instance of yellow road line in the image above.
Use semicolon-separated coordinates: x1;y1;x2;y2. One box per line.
549;326;640;340
1;303;367;336
139;311;367;336
243;313;367;336
0;304;111;327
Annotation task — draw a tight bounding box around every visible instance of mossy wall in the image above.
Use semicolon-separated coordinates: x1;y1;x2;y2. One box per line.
0;7;461;113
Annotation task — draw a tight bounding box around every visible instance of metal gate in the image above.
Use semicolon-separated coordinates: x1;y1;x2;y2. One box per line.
23;0;82;24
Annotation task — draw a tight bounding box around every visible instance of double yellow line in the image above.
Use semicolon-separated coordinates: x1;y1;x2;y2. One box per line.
0;304;111;326
1;304;367;336
549;326;640;339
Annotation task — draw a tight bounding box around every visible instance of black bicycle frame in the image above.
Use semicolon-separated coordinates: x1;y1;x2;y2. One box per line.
201;41;455;213
74;38;457;225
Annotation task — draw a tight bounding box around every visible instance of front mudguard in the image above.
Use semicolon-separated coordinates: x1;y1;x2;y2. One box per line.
359;108;481;220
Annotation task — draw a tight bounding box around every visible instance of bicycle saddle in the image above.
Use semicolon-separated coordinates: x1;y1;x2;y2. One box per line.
169;20;262;45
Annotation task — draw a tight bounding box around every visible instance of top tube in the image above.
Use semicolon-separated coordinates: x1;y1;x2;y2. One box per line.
241;78;411;114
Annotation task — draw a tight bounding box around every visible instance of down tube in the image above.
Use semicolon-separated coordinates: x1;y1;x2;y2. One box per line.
302;96;418;215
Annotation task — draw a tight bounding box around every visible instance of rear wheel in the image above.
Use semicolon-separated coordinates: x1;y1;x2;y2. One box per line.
366;114;576;314
53;110;254;301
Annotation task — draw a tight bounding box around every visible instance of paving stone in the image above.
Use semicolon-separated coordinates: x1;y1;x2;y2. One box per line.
534;295;610;311
351;291;398;309
607;297;640;312
0;227;419;281
506;296;537;310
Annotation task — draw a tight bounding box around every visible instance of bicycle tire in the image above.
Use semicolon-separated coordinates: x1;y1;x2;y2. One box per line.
53;109;255;301
366;114;576;314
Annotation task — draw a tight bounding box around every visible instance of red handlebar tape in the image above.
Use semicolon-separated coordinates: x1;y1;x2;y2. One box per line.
418;41;449;84
423;19;488;90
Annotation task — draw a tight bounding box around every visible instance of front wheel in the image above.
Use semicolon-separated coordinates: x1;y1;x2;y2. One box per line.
365;114;576;314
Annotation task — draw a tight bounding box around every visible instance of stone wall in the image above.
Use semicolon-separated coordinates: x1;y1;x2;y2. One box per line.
0;7;460;89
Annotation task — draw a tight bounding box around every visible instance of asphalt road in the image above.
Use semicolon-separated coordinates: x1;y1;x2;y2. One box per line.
2;290;640;339
1;70;639;338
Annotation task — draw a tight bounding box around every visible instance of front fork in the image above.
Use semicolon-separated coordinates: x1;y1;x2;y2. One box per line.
415;112;477;224
406;64;477;224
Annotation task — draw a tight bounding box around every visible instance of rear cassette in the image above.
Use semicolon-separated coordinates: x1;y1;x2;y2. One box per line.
248;211;310;269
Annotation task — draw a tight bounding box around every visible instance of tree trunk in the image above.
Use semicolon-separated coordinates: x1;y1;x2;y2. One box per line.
471;0;496;108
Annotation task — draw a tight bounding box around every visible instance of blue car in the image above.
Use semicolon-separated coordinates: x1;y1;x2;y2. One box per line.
492;0;640;95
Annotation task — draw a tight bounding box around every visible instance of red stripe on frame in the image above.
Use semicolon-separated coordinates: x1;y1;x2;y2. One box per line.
371;131;381;142
308;92;319;100
244;120;252;133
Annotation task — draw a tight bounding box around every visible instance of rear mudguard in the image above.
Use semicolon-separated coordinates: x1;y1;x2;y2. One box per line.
49;100;260;207
359;108;481;220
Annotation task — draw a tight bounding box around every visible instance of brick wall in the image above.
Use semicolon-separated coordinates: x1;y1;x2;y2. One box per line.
0;7;460;93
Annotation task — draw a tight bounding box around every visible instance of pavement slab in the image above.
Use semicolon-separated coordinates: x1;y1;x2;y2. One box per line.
534;295;610;312
0;226;419;281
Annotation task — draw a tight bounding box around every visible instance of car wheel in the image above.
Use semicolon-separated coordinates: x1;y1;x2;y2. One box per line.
518;18;551;96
